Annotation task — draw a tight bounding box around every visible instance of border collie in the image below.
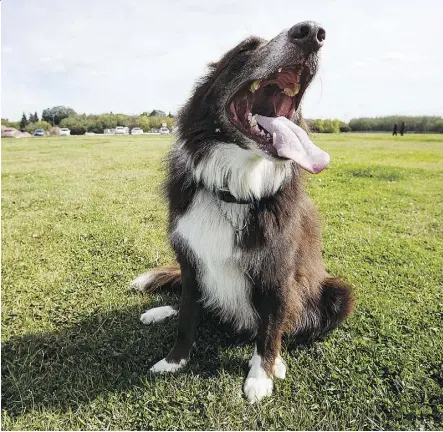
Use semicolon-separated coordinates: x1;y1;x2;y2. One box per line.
131;21;355;403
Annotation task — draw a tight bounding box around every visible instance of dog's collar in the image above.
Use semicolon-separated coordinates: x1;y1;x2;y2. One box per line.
215;189;254;205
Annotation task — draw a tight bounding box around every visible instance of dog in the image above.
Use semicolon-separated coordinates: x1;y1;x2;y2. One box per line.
131;21;355;403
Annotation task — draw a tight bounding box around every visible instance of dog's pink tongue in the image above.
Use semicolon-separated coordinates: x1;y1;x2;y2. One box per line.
255;115;330;174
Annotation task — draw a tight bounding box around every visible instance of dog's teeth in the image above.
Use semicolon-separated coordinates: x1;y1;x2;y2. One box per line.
249;80;261;93
248;114;257;127
278;68;282;72
283;83;300;96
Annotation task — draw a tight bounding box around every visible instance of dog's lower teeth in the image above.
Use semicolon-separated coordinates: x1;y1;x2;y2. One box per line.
249;115;257;127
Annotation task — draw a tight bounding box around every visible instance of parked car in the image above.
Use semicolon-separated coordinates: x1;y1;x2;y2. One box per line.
115;126;129;135
33;129;45;136
131;127;143;135
2;128;15;138
159;126;170;134
60;128;71;136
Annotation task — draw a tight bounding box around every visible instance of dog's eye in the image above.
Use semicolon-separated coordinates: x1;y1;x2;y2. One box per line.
237;37;263;54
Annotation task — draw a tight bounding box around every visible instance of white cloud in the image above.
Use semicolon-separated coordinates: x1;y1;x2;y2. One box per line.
354;58;373;68
2;0;443;120
381;52;405;61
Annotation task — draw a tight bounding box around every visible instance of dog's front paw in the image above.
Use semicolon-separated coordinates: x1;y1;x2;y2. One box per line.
244;349;274;403
273;355;286;379
150;358;187;373
244;376;273;403
248;347;286;379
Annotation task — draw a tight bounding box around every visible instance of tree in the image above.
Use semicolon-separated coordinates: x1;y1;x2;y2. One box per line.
43;111;177;135
148;115;165;129
24;120;51;134
348;116;443;132
42;106;76;126
339;121;350;132
19;113;28;131
1;118;20;129
59;115;90;135
29;112;38;123
33;111;40;122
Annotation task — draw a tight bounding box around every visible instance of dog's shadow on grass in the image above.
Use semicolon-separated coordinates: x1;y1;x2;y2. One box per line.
1;292;256;418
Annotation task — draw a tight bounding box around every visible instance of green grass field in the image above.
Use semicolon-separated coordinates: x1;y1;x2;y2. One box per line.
2;133;443;430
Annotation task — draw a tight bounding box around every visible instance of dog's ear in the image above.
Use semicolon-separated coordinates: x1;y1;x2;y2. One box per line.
209;36;264;71
178;36;265;126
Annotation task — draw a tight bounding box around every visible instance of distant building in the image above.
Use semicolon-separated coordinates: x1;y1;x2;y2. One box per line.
150;110;166;117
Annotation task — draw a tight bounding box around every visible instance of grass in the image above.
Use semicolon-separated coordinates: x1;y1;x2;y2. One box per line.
2;133;443;430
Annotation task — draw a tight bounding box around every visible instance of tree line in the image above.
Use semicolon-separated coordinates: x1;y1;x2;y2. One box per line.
307;116;443;133
2;106;176;135
347;116;443;133
59;113;175;135
2;107;442;134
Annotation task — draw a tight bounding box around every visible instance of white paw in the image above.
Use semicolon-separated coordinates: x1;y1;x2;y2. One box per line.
244;348;273;403
248;347;286;379
248;347;258;367
130;272;156;291
244;376;273;403
140;306;177;324
150;358;187;373
273;355;286;379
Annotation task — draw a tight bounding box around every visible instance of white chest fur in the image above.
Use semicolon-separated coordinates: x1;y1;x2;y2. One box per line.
172;190;257;331
171;144;292;331
192;144;292;201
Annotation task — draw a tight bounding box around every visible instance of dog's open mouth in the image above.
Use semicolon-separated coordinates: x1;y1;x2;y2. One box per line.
228;65;330;173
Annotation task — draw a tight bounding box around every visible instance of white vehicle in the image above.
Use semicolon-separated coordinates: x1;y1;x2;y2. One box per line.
2;128;16;138
115;126;129;135
60;128;71;136
131;127;143;135
159;126;170;134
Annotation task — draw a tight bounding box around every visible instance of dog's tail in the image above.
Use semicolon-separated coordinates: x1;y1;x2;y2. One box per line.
294;276;355;343
130;266;182;292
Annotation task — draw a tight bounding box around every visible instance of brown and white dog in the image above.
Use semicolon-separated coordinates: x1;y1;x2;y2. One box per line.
131;21;354;403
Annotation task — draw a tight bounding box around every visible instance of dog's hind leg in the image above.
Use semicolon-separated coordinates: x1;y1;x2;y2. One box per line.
294;276;355;343
131;266;182;325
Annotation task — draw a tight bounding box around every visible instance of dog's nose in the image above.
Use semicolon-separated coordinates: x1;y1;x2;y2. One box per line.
288;21;326;52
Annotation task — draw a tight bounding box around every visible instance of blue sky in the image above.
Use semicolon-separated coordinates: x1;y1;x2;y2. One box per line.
2;0;443;121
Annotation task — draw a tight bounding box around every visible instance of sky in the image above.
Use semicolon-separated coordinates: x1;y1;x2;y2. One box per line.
2;0;443;121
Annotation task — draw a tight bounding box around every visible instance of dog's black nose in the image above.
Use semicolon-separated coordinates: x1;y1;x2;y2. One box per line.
288;21;326;52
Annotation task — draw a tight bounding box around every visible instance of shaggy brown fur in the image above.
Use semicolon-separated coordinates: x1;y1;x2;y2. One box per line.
134;21;355;389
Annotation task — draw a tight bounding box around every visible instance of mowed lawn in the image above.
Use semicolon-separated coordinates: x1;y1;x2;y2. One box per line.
2;133;442;431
